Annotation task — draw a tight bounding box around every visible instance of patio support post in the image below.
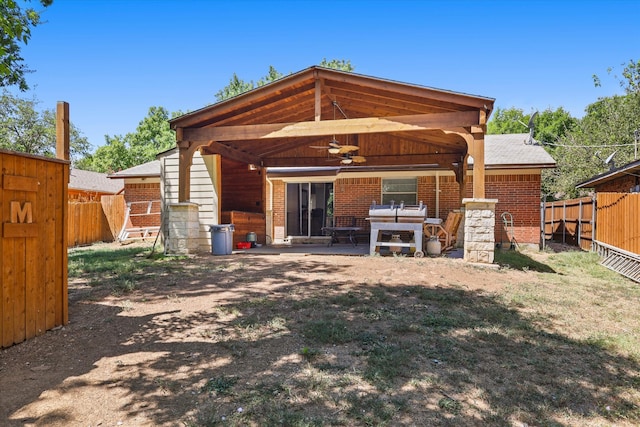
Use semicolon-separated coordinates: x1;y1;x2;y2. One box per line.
471;133;486;199
470;111;487;199
177;128;191;202
463;198;497;264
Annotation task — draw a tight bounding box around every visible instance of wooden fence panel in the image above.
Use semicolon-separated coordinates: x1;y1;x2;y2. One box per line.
596;193;640;254
67;195;124;247
101;195;125;241
0;150;68;348
543;197;594;250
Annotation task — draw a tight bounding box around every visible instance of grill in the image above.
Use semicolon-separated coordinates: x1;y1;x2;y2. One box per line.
368;201;427;257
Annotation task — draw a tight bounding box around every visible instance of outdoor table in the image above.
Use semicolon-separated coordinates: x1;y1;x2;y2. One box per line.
322;226;362;246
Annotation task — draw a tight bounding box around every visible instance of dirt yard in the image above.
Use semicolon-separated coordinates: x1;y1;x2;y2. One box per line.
1;243;638;426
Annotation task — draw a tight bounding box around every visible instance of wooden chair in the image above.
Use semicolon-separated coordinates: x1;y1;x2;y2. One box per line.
425;210;463;251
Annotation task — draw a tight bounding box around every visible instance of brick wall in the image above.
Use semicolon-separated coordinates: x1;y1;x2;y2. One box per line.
268;172;543;245
470;174;542;245
124;182;161;228
596;174;639;193
334;177;381;219
272;180;285;228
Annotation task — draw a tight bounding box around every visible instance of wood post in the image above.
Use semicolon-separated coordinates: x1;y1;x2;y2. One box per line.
56;101;70;161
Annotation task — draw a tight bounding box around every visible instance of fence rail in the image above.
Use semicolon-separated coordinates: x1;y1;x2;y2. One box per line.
542;197;595;251
543;192;640;280
596;193;640;254
67;195;125;247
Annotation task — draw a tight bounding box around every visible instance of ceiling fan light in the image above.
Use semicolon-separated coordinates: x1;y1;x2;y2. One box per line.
328;147;340;154
341;158;353;165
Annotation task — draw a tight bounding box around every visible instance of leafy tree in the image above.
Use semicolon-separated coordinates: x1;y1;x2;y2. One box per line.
128;106;178;164
488;106;579;200
487;107;530;135
0;0;53;91
547;92;640;199
214;72;254;102
487;106;577;143
594;58;640;94
215;59;354;102
77;106;180;173
0;90;90;161
544;59;640;199
319;58;354;72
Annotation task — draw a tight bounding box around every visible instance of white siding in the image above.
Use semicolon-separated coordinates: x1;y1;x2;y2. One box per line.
161;151;219;252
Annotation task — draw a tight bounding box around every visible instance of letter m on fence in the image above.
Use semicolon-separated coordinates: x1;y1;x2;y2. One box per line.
10;201;33;223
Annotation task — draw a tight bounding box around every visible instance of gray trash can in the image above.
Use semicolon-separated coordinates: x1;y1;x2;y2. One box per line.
209;224;235;255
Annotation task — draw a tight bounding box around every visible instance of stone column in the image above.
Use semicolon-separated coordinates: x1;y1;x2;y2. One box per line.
462;198;498;264
166;202;200;254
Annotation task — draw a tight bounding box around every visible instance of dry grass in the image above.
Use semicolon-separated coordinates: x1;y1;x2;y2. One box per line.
2;243;639;426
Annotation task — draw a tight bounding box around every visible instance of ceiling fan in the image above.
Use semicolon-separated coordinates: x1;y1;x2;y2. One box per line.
310;139;366;164
309;101;366;165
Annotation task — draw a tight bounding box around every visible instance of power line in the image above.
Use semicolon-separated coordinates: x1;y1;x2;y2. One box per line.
540;141;637;148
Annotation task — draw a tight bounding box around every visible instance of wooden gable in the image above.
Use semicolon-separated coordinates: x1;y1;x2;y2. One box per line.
170;66;494;202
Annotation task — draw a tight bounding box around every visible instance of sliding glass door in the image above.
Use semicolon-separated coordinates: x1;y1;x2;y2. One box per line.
286;182;333;237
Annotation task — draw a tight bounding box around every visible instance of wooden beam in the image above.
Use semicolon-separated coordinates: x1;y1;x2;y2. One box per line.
56;101;70;161
170;71;316;128
316;68;494;110
199;142;262;165
314;74;322;121
471;131;486;198
442;127;485;198
182;111;481;142
177;128;192;202
263;153;462;168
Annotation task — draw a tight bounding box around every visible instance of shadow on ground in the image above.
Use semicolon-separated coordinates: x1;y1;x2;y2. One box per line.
1;249;637;426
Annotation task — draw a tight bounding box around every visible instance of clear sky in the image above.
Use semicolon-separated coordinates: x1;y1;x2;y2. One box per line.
13;0;640;150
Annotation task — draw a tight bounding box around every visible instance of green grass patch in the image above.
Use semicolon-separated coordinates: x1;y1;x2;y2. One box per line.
302;318;353;344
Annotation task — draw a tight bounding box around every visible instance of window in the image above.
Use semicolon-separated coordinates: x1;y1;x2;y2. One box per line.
382;178;417;205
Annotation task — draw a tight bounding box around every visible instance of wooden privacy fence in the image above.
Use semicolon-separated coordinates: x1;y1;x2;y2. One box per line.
596;192;640;254
67;195;125;247
542;197;595;251
0;149;69;348
543;192;640;255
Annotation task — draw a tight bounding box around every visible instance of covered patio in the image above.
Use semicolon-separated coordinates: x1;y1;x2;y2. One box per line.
168;66;497;262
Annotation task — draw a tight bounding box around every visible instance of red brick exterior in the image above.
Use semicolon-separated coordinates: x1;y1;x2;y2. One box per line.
268;172;544;245
334;177;381;218
271;180;285;228
595;174;639;193
123;182;161;228
484;174;542;246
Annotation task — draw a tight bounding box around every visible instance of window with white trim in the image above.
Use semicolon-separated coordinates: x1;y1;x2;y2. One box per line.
381;178;417;205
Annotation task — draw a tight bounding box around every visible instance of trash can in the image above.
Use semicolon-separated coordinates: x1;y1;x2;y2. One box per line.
209;224;234;255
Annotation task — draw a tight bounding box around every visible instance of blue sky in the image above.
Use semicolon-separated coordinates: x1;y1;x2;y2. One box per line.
14;0;640;150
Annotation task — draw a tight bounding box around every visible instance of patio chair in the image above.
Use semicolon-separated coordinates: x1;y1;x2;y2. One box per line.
425;210;463;251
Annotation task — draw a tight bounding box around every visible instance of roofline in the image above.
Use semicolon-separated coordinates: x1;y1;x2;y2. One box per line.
107;173;160;179
576;158;640;188
484;163;556;170
267;163;554;177
169;66;496;128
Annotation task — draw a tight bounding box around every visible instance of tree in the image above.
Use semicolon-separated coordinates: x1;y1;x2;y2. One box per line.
0;0;53;91
128;106;179;164
487;107;530;135
487;106;577;143
0;90;90;161
488;106;579;200
215;59;354;102
77;106;179;173
319;58;354;72
546;59;640;199
214;73;254;102
547;93;640;198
